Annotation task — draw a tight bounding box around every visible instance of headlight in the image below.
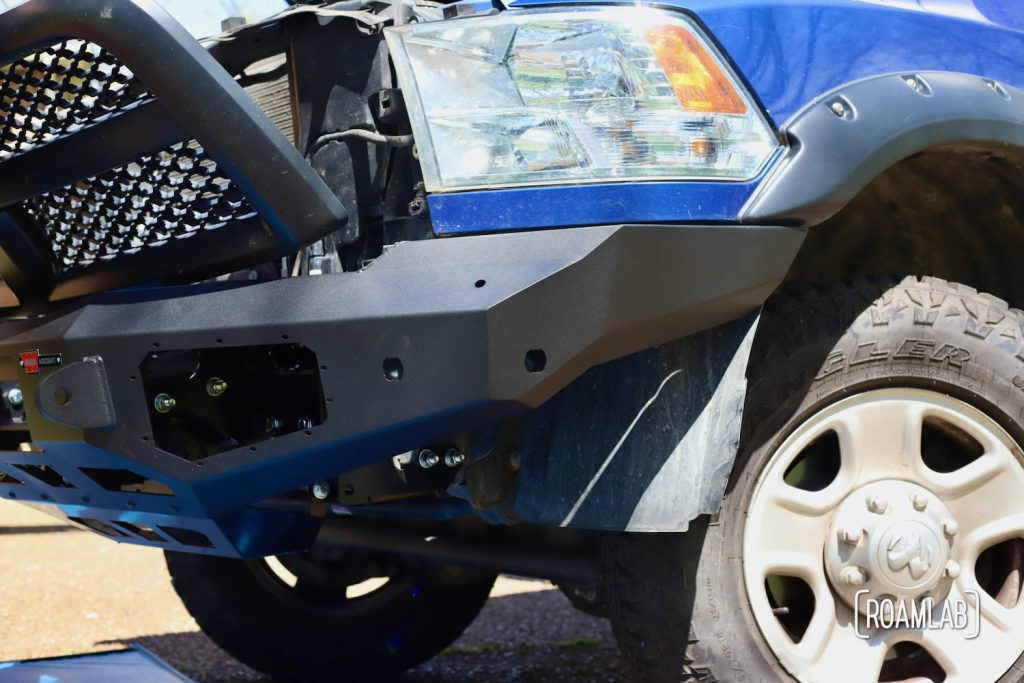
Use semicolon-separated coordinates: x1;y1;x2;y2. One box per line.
385;8;778;192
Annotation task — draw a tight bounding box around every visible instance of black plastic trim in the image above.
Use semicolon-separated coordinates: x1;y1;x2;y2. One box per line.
741;71;1024;226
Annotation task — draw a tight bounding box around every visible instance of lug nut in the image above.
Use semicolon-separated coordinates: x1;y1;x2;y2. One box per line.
206;377;228;397
297;416;314;430
266;416;284;433
418;449;440;468
153;393;176;413
867;495;890;514
943;518;959;537
311;481;330;501
444;449;465;468
911;492;930;511
841;566;868;587
839;526;863;544
944;560;961;579
5;387;23;409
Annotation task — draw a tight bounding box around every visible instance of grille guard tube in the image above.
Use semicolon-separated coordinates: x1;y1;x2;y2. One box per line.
0;224;804;557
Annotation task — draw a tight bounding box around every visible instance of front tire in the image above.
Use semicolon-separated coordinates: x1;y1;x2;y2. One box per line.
606;277;1024;683
166;548;496;681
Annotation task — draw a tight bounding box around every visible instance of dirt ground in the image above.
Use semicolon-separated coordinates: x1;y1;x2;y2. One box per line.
0;501;629;682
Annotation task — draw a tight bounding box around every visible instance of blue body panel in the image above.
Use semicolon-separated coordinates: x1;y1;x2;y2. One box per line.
429;179;760;234
430;0;1024;233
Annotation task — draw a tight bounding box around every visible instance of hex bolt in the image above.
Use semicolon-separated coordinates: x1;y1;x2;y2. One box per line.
829;100;847;117
444;449;465;468
841;566;868;587
867;495;890;514
418;449;440;468
5;387;23;409
944;560;962;579
839;526;863;544
297;416;314;430
206;377;228;397
943;518;960;537
153;393;176;413
911;492;930;511
265;416;284;433
311;481;331;501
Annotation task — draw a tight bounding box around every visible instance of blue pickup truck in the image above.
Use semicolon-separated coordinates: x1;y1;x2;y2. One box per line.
2;0;1023;680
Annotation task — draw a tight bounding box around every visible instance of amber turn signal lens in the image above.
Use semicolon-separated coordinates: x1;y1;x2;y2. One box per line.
645;24;747;115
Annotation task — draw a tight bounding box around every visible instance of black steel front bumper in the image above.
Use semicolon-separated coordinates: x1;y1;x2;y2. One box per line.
0;224;804;556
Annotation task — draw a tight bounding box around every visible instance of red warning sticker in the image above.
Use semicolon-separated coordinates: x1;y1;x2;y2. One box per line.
19;350;38;374
18;350;61;374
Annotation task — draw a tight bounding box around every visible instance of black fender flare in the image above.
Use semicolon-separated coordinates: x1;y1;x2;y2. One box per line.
741;71;1024;226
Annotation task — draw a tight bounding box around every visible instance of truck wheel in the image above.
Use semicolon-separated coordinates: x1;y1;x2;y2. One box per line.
165;547;495;681
605;277;1024;682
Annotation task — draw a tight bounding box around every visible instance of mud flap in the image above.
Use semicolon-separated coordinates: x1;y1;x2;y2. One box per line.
509;311;759;532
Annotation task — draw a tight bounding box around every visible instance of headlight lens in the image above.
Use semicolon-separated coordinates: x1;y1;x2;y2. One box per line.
385;8;778;192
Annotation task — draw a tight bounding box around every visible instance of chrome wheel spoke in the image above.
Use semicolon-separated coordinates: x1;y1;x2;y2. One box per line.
833;397;925;485
746;487;836;579
798;604;886;682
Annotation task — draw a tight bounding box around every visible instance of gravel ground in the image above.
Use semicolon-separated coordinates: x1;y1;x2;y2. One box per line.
0;501;629;682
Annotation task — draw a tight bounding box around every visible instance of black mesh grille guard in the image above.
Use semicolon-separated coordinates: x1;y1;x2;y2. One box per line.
27;140;257;270
0;0;347;308
0;40;151;161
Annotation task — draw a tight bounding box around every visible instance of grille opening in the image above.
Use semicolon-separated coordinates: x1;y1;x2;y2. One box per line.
112;521;164;543
921;416;984;473
159;526;213;548
976;537;1024;607
765;575;815;643
68;516;129;538
79;467;172;496
26;139;258;271
0;39;151;162
783;430;841;491
12;464;75;488
878;641;946;682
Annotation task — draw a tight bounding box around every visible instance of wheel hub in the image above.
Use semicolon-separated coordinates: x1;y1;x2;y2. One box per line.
825;479;959;611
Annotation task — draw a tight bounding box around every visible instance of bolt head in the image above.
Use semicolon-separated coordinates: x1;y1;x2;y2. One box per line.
311;481;330;501
867;495;890;514
829;100;847;116
841;566;868;587
154;393;176;413
911;492;930;511
418;449;440;468
944;560;961;579
5;387;23;408
943;518;959;537
206;377;228;397
443;449;465;468
839;526;863;544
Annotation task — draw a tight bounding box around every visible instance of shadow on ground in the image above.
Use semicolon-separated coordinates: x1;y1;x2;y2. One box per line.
100;588;629;683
